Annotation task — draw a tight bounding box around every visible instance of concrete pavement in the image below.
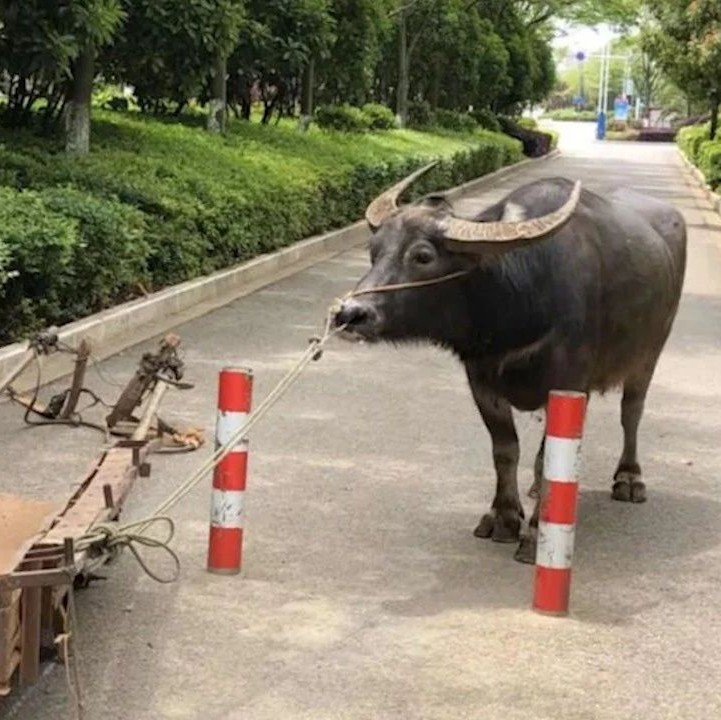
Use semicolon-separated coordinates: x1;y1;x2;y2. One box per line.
2;121;721;720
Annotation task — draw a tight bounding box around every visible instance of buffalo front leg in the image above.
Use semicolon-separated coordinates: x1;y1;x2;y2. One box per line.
465;367;524;543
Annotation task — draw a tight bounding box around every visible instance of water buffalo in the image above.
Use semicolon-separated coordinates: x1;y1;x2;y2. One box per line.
334;164;687;563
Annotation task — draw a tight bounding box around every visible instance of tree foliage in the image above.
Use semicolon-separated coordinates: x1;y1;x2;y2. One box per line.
104;0;245;115
643;0;721;138
0;0;124;128
0;0;653;148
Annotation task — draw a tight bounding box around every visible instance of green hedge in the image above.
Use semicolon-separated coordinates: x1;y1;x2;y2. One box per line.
361;103;397;130
0;113;523;342
698;140;721;190
470;109;501;133
0;187;148;341
677;124;720;190
545;128;559;149
314;103;397;132
315;104;373;132
543;108;597;122
677;124;712;164
433;109;478;133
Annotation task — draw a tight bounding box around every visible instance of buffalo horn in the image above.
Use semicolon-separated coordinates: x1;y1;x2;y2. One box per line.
440;180;582;248
365;161;439;230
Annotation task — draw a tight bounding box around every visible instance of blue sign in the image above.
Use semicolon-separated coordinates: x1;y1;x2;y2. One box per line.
575;51;586;62
614;96;629;122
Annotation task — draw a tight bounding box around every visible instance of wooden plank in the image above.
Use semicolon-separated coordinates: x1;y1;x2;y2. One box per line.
0;495;59;576
19;566;42;685
43;446;144;545
0;589;21;693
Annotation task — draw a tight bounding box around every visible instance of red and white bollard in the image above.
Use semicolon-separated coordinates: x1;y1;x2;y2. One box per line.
532;390;587;616
207;367;253;575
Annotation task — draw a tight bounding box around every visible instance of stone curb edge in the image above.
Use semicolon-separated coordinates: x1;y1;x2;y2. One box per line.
678;148;721;214
0;148;562;392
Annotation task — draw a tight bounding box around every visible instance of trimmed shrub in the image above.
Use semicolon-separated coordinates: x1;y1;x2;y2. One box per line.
544;128;559;149
498;117;552;158
40;187;150;315
0;112;524;342
407;100;434;128
517;117;538;130
0;186;150;343
470;109;501;133
0;188;79;341
361;103;396;130
698;140;721;189
315;104;372;133
434;109;477;133
677;124;713;164
543;108;597;122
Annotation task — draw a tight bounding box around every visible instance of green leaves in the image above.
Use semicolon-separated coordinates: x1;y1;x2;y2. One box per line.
645;0;721;135
0;111;522;340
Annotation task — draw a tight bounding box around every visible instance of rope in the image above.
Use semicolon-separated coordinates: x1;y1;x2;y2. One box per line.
54;584;84;720
72;307;345;580
78;517;180;584
343;269;469;299
70;274;473;580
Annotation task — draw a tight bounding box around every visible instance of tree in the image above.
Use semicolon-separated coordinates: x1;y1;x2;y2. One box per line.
319;0;392;106
104;0;244;118
65;0;126;154
407;3;510;112
227;0;334;125
644;0;721;139
207;1;246;133
0;0;124;153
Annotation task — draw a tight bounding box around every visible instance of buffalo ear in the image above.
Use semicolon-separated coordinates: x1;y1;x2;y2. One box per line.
419;193;451;210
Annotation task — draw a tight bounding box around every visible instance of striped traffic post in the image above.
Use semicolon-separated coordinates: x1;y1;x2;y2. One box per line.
207;367;253;575
532;390;587;615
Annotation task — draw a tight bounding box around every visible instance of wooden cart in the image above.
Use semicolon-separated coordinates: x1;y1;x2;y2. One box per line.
0;440;152;696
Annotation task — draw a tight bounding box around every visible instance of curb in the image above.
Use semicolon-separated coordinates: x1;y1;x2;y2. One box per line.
677;148;721;214
0;149;562;392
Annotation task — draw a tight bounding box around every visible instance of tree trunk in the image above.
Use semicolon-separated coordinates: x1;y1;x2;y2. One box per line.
430;60;440;110
298;58;315;132
207;52;227;133
65;44;94;155
396;10;410;128
710;93;719;140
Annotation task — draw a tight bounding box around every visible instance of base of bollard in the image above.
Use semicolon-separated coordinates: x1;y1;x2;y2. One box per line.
532;605;569;617
206;567;241;576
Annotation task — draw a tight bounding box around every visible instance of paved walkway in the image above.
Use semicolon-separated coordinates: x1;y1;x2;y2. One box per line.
3;122;721;720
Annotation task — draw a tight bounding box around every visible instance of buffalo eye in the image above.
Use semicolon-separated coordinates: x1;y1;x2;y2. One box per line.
408;244;437;266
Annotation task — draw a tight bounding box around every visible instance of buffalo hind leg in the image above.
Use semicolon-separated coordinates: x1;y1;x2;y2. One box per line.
465;370;524;543
528;433;545;499
515;499;540;564
612;369;655;503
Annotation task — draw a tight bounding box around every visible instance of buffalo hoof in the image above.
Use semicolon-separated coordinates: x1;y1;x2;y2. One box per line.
473;510;521;543
612;471;647;503
514;533;537;564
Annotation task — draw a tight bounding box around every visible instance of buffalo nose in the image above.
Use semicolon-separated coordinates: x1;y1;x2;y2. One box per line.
334;299;372;328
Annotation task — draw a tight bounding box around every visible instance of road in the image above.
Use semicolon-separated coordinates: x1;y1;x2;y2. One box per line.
2;121;721;720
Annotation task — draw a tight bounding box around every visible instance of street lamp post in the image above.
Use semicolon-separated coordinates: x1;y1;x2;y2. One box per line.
576;51;586;109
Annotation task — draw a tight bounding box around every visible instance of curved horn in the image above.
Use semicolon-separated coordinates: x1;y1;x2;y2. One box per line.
365;161;439;230
441;180;582;250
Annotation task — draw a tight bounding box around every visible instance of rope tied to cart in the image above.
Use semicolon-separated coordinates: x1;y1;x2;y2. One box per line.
68;307;346;584
61;274;483;583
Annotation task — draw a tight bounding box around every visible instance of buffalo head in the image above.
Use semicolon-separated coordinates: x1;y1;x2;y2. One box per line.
334;163;581;345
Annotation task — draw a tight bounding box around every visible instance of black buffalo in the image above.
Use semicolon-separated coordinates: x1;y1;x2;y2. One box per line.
334;164;687;563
